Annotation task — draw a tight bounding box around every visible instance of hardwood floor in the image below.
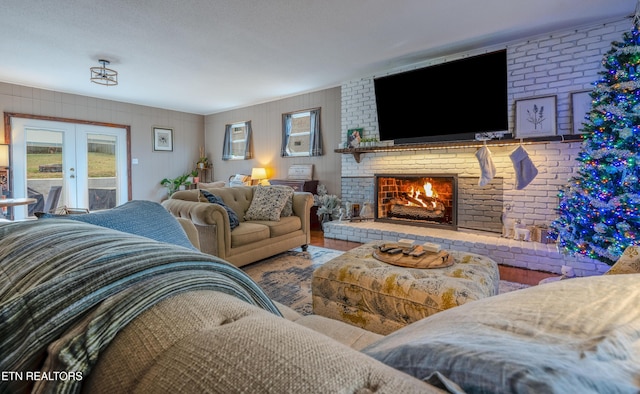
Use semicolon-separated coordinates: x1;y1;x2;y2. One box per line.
309;230;557;286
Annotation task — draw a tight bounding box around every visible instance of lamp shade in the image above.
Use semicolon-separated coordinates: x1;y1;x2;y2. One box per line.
0;144;9;168
251;167;267;180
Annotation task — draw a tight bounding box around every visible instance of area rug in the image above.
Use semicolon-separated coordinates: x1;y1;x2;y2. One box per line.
242;246;530;315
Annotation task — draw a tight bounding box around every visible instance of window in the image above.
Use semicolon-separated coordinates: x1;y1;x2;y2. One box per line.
281;108;322;157
222;121;252;160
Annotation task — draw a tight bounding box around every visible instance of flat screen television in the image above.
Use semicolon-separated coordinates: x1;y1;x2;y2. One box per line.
374;50;509;144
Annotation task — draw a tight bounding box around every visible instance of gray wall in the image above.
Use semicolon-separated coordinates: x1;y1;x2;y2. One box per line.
204;88;342;196
0;83;204;202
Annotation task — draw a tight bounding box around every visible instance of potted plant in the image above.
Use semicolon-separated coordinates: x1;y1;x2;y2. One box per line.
197;157;208;169
313;184;342;224
197;147;208;169
161;170;198;196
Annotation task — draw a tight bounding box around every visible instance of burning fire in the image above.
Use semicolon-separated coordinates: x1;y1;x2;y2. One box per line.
424;182;435;198
408;182;438;208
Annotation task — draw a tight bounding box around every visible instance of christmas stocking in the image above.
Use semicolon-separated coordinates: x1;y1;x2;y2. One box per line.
475;145;497;187
510;145;538;190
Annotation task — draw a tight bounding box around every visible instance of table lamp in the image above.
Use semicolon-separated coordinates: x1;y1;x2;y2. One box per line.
251;167;269;186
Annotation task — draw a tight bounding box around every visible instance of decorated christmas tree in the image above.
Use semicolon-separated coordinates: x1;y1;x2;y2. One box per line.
551;10;640;265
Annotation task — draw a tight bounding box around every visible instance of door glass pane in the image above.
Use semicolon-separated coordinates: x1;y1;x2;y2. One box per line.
25;129;64;216
87;133;117;211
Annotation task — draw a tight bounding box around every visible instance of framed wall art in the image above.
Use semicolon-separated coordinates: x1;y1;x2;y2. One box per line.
514;95;557;138
153;127;173;151
571;90;593;134
347;128;363;148
287;164;314;180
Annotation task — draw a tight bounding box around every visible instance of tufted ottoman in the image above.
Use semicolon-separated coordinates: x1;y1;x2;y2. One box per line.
312;242;500;335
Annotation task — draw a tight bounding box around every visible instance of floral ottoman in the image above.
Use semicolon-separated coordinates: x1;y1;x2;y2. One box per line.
311;242;500;335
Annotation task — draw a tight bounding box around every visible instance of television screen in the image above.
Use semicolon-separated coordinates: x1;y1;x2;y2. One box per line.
374;50;508;144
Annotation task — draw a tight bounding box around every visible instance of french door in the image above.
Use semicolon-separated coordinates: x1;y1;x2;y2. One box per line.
10;117;129;220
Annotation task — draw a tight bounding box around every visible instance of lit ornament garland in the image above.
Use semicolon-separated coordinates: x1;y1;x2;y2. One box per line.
551;14;640;265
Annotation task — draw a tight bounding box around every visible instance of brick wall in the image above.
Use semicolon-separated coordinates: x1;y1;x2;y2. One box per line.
333;17;629;275
343;175;505;233
339;17;628;231
457;176;504;233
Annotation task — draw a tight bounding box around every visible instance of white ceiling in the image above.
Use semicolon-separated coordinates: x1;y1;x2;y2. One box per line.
1;1;635;115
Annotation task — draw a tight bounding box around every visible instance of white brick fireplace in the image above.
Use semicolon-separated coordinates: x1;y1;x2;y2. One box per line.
324;141;611;277
324;17;630;277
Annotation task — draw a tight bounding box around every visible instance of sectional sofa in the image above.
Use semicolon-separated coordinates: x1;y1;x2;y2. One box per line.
2;201;639;393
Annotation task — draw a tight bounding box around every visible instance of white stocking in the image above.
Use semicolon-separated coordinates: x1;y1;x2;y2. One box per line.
510;145;538;190
475;145;497;187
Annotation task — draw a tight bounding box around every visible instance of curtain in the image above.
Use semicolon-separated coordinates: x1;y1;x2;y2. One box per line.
309;108;323;156
222;124;232;160
280;113;292;157
243;121;253;159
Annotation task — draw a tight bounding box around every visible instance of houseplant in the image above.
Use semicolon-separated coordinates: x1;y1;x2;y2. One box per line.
161;170;198;196
197;146;209;169
313;184;342;223
197;157;208;169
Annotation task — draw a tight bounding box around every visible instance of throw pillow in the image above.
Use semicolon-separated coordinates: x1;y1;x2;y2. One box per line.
37;200;196;250
270;185;295;217
244;186;293;221
605;246;640;275
200;190;240;230
198;181;226;189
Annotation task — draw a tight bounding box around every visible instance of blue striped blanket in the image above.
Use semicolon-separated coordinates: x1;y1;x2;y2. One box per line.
0;219;280;393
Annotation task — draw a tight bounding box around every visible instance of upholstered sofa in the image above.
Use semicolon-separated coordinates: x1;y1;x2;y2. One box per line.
162;185;313;267
2;202;640;393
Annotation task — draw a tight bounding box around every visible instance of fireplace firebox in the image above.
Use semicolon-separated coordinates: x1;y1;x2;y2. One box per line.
375;174;457;230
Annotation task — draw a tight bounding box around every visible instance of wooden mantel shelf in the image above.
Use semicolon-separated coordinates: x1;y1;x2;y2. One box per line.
335;134;583;163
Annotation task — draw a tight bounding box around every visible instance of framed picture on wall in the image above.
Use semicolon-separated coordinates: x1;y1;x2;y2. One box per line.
571;90;593;134
153;127;173;151
514;95;557;138
347;128;363;148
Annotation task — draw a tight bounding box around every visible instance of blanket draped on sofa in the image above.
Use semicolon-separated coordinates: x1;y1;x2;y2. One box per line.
0;219;280;394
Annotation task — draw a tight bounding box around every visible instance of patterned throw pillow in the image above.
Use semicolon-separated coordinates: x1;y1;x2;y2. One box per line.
200;190;240;230
605;246;640;275
270;185;295;217
244;186;294;221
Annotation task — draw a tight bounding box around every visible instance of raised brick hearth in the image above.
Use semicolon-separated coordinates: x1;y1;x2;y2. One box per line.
322;220;609;277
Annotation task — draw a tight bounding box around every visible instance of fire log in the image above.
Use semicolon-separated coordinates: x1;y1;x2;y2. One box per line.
400;193;426;207
417;194;437;205
389;204;444;219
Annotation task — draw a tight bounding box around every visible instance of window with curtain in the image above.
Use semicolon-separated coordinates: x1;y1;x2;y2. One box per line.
222;121;252;160
281;108;323;157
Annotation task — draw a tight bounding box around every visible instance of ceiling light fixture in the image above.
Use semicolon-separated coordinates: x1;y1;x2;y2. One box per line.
90;59;118;86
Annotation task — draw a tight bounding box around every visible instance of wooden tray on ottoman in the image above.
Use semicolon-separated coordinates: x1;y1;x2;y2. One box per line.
373;248;453;269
